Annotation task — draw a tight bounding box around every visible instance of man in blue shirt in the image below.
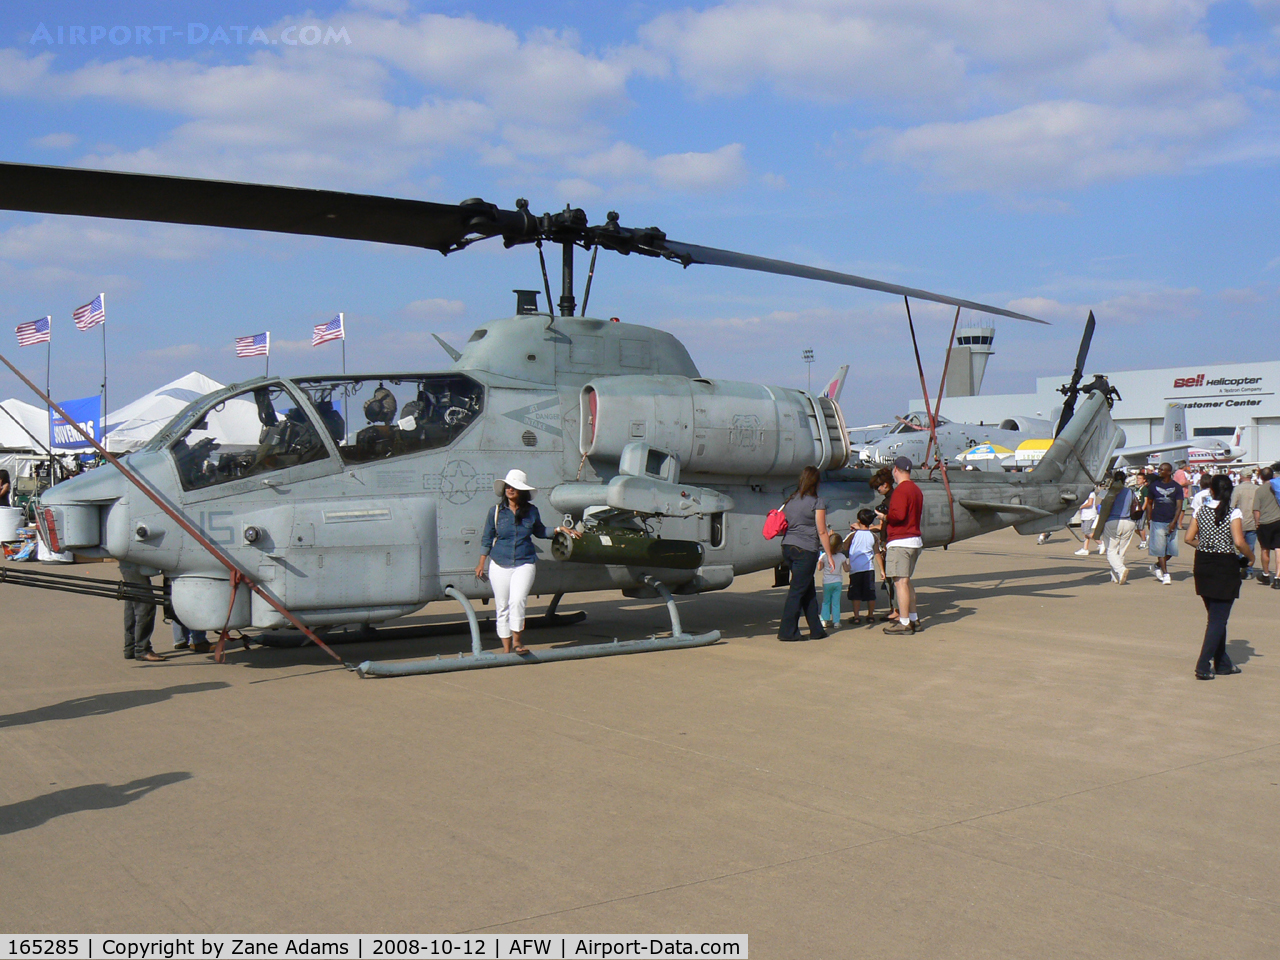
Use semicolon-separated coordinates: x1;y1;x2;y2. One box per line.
1099;470;1138;585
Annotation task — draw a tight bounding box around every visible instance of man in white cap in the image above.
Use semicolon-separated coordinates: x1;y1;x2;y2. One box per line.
475;469;579;654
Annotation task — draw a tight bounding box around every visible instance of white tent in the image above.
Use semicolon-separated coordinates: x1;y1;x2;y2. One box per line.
0;398;52;453
104;372;262;453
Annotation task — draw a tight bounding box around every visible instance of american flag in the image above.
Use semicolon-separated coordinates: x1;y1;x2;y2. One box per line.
235;332;270;357
72;293;105;331
313;313;344;346
15;316;51;347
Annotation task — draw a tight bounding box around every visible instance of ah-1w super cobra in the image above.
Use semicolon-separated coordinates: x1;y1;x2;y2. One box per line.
0;163;1126;675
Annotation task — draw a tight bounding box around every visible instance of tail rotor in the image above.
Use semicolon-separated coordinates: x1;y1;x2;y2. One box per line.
1054;311;1096;437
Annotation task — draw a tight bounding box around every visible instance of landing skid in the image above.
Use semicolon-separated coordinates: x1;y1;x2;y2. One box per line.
357;579;720;678
256;594;585;649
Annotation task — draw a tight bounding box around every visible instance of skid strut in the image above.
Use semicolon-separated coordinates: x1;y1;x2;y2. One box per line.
356;578;720;678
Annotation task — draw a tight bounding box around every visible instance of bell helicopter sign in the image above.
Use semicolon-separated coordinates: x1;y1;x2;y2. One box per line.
1170;372;1264;392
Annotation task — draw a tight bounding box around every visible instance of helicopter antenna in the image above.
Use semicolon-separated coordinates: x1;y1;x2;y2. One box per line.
581;245;599;316
536;240;555;319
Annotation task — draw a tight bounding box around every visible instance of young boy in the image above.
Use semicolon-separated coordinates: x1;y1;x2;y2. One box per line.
846;510;878;625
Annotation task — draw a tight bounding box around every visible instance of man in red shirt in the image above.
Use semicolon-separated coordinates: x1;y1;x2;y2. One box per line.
884;456;924;635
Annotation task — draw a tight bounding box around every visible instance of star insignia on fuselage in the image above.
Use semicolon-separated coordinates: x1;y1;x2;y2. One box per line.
425;459;493;504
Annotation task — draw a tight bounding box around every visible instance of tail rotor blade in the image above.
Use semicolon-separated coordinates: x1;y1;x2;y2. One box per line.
1054;311;1097;437
1072;311;1096;381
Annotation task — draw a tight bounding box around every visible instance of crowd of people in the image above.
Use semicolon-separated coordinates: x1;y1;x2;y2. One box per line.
775;455;925;639
771;455;1274;681
1065;462;1280;589
1044;460;1278;678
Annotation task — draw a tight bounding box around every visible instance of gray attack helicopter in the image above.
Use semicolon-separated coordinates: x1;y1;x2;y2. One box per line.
0;162;1126;676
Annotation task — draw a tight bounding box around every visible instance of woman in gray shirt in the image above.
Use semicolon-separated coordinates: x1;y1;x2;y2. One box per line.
778;465;836;641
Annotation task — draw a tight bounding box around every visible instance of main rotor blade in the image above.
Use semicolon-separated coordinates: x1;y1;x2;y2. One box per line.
0;162;522;252
1072;311;1096;379
0;162;1049;326
661;240;1047;324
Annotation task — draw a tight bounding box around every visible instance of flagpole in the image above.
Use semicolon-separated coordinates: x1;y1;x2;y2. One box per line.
265;331;270;378
45;329;52;482
100;293;107;446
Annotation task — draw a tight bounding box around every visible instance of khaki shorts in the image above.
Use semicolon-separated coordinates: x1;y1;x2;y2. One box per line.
885;544;922;579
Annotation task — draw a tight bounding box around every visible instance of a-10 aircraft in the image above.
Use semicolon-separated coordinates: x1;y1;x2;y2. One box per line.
857;410;1054;467
0;162;1127;673
864;402;1196;471
859;317;1199;471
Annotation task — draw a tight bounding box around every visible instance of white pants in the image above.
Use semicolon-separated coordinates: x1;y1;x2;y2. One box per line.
490;561;537;638
1103;518;1136;579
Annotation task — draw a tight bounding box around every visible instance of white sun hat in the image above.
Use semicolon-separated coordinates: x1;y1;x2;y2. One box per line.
494;468;536;497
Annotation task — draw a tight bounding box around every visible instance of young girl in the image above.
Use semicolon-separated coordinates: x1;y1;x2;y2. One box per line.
846;509;879;625
820;532;850;629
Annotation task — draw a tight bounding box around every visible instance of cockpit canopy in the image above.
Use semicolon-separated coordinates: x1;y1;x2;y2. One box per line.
155;373;484;492
888;412;951;434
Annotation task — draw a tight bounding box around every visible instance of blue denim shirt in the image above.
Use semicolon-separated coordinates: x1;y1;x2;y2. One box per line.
481;503;551;567
1106;487;1134;521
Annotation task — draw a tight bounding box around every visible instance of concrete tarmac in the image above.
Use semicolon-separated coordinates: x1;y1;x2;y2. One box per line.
2;530;1278;957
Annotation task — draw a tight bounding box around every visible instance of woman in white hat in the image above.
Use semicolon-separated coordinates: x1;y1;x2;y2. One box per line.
475;469;580;654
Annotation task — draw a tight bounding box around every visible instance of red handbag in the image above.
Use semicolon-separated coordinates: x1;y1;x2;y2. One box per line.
762;502;789;539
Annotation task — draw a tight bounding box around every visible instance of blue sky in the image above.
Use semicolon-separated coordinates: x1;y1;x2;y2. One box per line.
2;0;1278;425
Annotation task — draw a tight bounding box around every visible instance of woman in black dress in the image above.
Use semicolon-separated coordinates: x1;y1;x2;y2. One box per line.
1186;473;1255;680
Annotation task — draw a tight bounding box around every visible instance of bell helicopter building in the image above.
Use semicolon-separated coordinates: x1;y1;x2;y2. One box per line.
914;351;1280;465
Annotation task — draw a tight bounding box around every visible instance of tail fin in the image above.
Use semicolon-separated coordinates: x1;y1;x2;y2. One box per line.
821;365;849;402
1161;402;1189;463
1233;425;1246;448
1032;389;1125;485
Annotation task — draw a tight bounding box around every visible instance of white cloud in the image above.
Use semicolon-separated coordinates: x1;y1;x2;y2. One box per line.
561;142;747;194
0;218;228;264
641;1;1232;106
261;338;315;356
142;343;204;361
1009;286;1202;328
30;132;77;149
866;97;1249;190
0;49;50;93
653;144;748;191
641;3;969;106
0;11;748;199
638;0;1261;192
350;0;410;13
403;298;466;320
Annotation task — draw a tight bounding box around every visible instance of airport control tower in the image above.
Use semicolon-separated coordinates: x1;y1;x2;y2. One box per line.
946;324;995;397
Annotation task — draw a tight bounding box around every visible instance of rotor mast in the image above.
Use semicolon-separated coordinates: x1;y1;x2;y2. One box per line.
560;232;576;318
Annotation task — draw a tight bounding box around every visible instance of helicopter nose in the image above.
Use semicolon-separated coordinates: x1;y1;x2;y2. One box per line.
38;468;128;552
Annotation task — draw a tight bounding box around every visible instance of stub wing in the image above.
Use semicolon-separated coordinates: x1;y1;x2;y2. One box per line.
955;499;1054;519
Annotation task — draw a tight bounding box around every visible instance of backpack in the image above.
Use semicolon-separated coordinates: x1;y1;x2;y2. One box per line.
762;496;792;539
